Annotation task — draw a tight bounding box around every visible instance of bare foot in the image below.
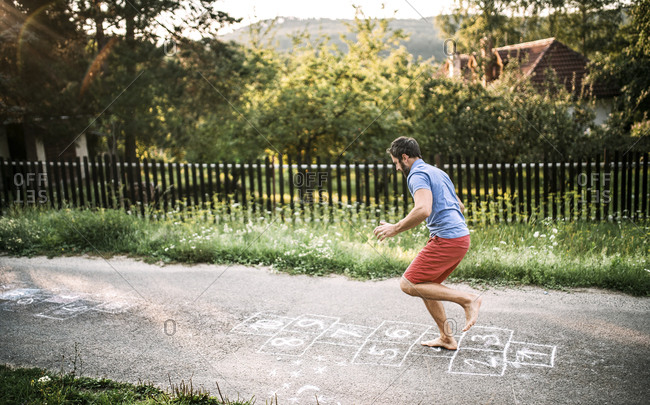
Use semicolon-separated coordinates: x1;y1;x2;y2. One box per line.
462;295;482;332
421;336;458;350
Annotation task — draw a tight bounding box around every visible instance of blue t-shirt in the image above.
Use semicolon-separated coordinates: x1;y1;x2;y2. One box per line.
407;159;469;239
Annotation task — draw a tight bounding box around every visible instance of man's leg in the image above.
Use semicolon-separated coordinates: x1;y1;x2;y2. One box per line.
400;277;482;332
420;298;458;350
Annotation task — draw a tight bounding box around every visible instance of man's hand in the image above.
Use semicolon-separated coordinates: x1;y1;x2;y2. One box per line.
374;221;399;242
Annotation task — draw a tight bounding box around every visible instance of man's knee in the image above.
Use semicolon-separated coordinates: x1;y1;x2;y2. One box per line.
400;277;417;296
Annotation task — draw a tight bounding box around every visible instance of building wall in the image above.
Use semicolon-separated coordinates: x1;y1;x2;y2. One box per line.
593;99;613;126
0;125;9;159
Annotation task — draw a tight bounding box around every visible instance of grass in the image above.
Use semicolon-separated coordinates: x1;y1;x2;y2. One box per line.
0;364;254;405
0;204;648;296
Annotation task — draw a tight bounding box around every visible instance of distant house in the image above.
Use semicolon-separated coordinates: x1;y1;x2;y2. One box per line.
0;117;90;162
441;37;619;125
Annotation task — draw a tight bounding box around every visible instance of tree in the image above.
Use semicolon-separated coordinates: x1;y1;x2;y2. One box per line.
587;0;650;151
0;0;91;153
211;9;431;162
73;0;241;162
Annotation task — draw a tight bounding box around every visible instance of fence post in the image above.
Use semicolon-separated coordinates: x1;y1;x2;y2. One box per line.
159;161;168;214
626;152;633;217
559;156;566;219
642;152;648;219
474;157;481;216
326;157;332;216
135;159;145;216
287;155;294;212
634;151;641;220
265;156;272;214
279;155;285;209
491;159;499;222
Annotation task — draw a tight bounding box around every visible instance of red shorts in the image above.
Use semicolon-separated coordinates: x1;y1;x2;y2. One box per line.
403;234;470;284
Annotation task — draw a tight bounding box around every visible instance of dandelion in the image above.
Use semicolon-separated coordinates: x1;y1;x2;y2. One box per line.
533;231;540;238
552;228;558;234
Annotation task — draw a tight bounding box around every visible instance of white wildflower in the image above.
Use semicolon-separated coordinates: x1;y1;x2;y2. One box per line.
38;376;51;384
533;231;540;238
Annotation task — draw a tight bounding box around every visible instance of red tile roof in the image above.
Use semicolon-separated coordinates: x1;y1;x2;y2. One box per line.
494;38;619;98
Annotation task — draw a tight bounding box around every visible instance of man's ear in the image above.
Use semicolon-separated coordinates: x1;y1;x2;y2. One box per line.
401;154;409;163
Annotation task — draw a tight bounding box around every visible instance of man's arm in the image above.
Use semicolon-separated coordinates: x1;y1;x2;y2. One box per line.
373;188;432;241
456;194;465;213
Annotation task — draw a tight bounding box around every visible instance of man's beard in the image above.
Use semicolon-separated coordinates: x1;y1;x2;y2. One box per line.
399;161;410;177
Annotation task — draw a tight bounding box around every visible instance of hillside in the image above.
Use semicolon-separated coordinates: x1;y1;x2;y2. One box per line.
218;17;446;63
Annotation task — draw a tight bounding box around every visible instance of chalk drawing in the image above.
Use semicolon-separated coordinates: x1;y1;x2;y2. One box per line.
233;312;558;378
0;285;136;319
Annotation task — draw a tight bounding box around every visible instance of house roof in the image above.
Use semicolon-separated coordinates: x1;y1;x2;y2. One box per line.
494;38;619;98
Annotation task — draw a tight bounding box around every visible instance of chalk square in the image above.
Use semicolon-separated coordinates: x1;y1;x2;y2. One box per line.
35;299;101;320
448;349;507;376
0;290;55;312
93;301;135;314
283;314;340;335
352;341;413;367
410;331;460;358
0;288;42;301
231;313;294;336
507;341;556;367
308;342;361;363
316;323;375;347
42;293;81;305
259;330;315;356
367;320;431;344
460;326;513;352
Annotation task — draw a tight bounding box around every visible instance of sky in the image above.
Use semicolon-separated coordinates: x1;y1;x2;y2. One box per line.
215;0;457;34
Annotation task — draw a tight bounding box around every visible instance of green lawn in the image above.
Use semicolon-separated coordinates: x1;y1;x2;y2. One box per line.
0;205;648;295
0;364;252;405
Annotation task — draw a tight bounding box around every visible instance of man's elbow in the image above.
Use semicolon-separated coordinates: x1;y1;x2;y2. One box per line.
418;206;431;220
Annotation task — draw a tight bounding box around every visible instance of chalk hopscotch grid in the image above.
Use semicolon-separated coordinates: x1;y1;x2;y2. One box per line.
448;327;513;376
351;320;433;367
0;287;135;320
257;314;341;357
316;322;377;348
230;312;295;337
508;341;557;367
232;312;558;376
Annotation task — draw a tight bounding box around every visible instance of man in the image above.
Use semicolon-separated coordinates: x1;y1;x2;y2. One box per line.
373;136;481;350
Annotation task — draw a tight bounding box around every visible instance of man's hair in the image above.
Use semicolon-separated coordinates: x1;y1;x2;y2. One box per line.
386;137;422;159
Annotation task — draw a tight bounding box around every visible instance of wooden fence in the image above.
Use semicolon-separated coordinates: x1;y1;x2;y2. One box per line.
0;152;647;222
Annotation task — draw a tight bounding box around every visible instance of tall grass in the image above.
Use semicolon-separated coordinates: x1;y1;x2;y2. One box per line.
0;205;647;295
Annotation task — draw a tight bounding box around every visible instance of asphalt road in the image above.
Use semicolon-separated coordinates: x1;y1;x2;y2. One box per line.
0;255;648;404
